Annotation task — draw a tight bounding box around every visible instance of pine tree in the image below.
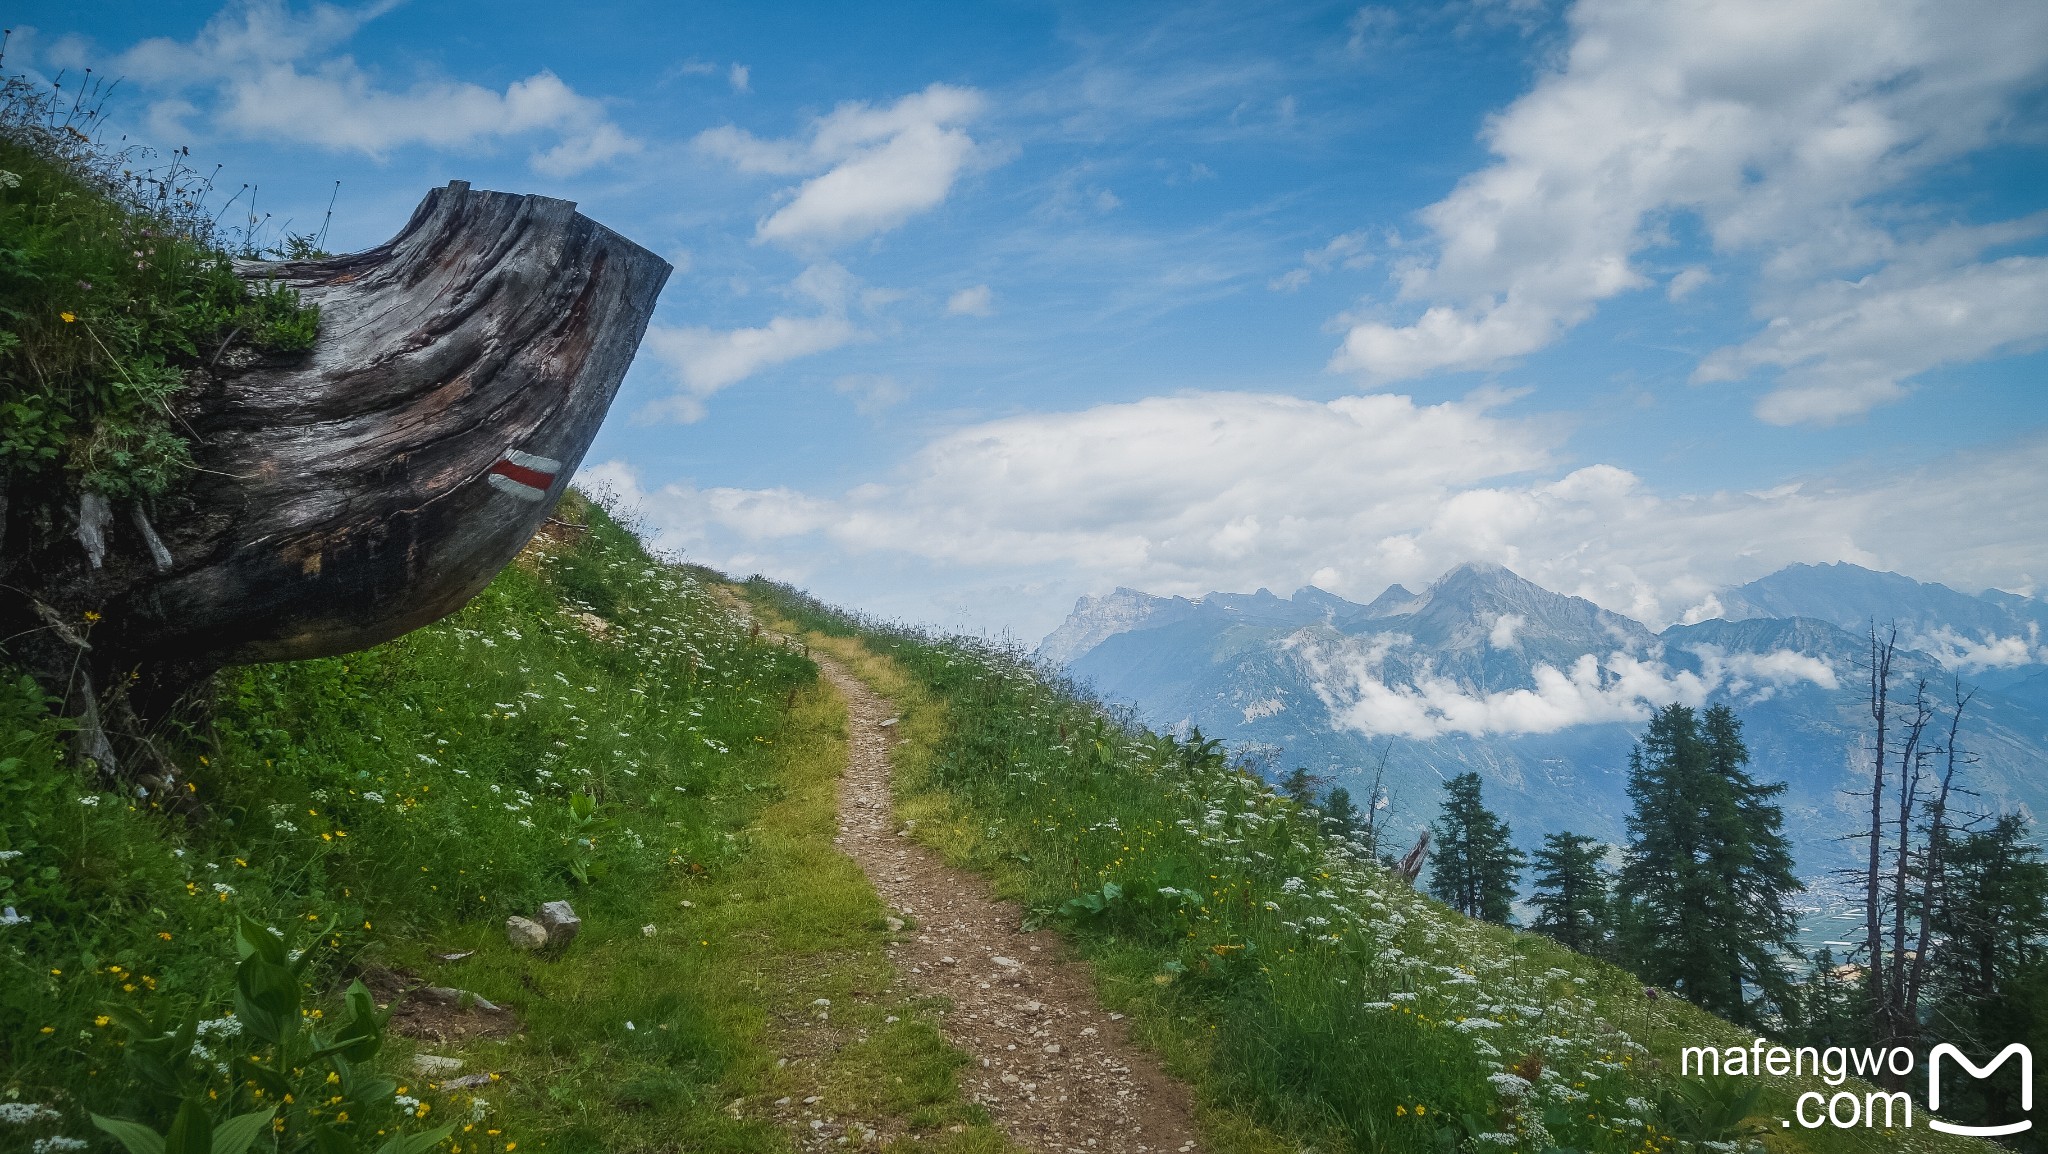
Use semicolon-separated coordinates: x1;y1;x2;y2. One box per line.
1320;786;1361;839
1530;831;1610;954
1617;703;1801;1024
1428;772;1525;923
1280;767;1323;809
1925;814;2048;1129
1932;814;2048;1010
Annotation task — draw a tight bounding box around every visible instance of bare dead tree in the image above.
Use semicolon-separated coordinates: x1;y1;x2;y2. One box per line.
1905;678;1977;1031
1354;741;1396;860
1883;677;1933;1043
1861;623;1898;1038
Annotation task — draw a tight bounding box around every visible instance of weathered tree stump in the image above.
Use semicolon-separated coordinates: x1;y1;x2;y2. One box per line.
0;181;670;784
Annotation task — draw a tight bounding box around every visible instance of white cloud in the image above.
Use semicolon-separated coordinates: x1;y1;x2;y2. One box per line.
946;284;995;316
1487;613;1524;648
1697;251;2048;425
1908;626;2045;673
695;83;988;247
833;373;908;416
1666;266;1713;301
1296;638;1837;740
728;63;751;94
108;0;637;173
1329;0;2048;417
1271;231;1374;292
599;382;2048;637
639;263;862;422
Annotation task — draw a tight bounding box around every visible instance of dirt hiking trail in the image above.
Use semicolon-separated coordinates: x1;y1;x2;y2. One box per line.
815;653;1203;1154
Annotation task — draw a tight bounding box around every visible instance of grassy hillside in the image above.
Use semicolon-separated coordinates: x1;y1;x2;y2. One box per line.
1;497;1005;1154
747;582;1989;1154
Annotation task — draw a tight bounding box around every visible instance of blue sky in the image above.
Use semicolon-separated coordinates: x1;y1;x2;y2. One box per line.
22;0;2048;639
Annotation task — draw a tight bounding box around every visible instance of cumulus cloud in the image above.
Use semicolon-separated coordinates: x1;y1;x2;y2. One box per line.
946;284;995;316
1329;0;2048;422
1696;247;2048;425
1296;637;1838;740
108;0;637;173
1908;626;2046;673
639;263;863;422
596;382;2048;636
695;83;988;247
1487;613;1524;648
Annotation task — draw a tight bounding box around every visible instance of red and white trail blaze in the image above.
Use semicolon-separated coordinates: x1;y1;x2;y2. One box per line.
486;450;561;502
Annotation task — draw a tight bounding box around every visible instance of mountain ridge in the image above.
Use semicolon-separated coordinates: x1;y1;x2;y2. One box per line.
1040;561;2048;877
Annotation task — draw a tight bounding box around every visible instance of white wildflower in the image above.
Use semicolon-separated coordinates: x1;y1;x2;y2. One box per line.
1;1103;63;1123
34;1139;89;1153
0;907;28;926
1488;1072;1532;1098
0;850;22;862
363;792;385;804
1453;1017;1501;1031
77;796;100;807
212;883;235;896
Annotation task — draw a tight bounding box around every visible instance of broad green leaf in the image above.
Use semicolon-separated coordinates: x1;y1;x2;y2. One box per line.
210;1107;278;1154
375;1120;459;1154
91;1114;168;1154
235;913;286;966
163;1097;214;1154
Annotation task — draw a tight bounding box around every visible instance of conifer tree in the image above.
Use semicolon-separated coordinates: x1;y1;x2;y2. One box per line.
1428;772;1524;923
1530;831;1611;955
1617;703;1801;1024
1280;767;1323;809
1320;786;1361;839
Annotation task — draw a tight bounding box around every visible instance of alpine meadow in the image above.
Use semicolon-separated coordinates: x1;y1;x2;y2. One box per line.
6;3;2048;1154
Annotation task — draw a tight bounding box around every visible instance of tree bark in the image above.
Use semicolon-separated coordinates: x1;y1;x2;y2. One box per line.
2;181;670;774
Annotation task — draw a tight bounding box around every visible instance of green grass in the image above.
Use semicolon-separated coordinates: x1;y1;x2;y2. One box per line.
0;495;1003;1153
0;69;319;505
748;582;1995;1154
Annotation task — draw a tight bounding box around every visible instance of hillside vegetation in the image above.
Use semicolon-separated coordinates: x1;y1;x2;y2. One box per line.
749;582;1992;1154
1;497;1006;1153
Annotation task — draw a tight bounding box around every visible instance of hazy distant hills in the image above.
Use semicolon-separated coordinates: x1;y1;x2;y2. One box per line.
1041;563;2048;877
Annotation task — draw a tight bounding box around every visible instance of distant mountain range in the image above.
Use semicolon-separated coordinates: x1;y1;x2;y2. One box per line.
1039;562;2048;880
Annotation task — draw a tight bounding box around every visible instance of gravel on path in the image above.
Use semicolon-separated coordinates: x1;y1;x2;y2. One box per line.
815;654;1203;1154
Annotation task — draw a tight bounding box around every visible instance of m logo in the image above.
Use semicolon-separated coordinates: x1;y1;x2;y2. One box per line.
1928;1043;2032;1137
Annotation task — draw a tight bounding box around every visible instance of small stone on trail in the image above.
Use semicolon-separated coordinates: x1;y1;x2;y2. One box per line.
885;916;905;931
537;900;581;945
413;1054;464;1076
993;956;1020;968
444;1073;494;1090
878;717;899;728
505;915;548;951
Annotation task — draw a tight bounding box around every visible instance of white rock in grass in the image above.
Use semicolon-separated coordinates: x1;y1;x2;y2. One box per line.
505;916;548;951
537;900;581;945
413;1054;465;1076
642;923;658;937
